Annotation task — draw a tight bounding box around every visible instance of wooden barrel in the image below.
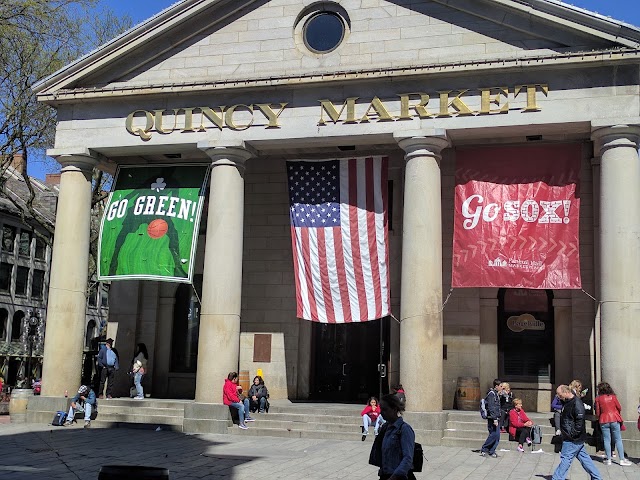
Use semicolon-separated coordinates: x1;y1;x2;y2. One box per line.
455;376;480;411
8;388;32;423
98;465;169;479
238;370;250;395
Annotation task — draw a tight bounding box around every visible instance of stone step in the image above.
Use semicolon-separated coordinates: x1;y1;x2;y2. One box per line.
446;411;556;423
445;420;557;434
239;419;373;433
86;420;183;432
226;425;369;441
94;412;184;426
97;405;185;417
257;412;363;425
98;398;189;410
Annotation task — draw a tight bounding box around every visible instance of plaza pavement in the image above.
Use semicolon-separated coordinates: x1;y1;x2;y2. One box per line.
0;420;639;480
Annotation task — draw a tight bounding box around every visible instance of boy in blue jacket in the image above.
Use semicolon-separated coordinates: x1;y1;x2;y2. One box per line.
65;385;96;428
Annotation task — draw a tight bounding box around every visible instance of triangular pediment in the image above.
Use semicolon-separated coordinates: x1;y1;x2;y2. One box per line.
34;0;640;97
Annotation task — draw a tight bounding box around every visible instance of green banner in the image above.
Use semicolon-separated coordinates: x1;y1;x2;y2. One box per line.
98;164;210;282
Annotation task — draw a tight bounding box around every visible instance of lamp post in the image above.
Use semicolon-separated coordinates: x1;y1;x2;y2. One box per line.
25;309;40;389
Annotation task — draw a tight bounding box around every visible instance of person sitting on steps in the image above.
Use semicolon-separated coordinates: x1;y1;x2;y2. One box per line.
64;385;97;428
509;398;534;452
243;375;269;414
361;396;385;441
223;371;254;430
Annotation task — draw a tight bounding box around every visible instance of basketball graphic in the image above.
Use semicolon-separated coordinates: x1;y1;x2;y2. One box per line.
147;219;169;239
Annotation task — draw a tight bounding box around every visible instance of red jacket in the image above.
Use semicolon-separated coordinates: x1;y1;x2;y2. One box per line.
361;405;381;421
595;394;623;424
508;407;531;438
222;379;240;405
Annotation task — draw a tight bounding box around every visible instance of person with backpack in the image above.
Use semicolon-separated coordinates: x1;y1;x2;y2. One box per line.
64;384;96;428
131;343;148;400
374;393;416;480
480;379;503;458
509;398;534;452
551;384;602;480
97;338;119;399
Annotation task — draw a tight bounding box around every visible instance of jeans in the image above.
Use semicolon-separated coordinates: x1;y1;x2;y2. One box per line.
229;402;246;425
601;422;625;460
553;410;561;430
68;402;92;422
481;420;500;454
552;441;602;480
362;414;385;434
134;372;144;398
99;366;115;397
243;396;266;414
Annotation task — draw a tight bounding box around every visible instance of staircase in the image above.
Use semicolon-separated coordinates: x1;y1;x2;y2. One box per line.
91;398;188;432
441;410;568;453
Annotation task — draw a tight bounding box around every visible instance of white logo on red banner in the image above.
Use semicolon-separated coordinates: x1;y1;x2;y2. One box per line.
452;144;582;289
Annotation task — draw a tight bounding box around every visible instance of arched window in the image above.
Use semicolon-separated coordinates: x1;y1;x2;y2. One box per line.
11;311;25;341
0;308;7;340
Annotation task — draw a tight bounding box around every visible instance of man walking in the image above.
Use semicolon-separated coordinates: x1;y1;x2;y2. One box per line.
480;379;503;458
97;338;119;399
552;384;602;480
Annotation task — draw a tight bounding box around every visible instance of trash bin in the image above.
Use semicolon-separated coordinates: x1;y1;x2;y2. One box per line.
455;376;480;411
98;465;169;479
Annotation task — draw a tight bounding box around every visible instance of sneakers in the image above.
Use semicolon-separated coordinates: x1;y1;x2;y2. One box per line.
362;430;368;441
238;424;248;430
489;453;498;458
526;437;532;445
555;429;561;436
134;396;144;400
517;445;525;452
620;459;633;466
596;451;606;458
245;417;255;422
612;452;617;458
63;421;72;427
500;428;506;433
604;459;612;466
480;451;487;457
84;421;91;428
106;395;113;399
98;394;104;399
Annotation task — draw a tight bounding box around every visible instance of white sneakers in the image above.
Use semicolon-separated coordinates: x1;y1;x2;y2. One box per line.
604;459;612;466
620;459;633;466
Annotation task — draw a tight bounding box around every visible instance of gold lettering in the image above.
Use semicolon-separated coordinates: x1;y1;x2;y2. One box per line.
153;109;179;134
514;84;549;112
398;93;431;119
479;87;509;114
359;97;394;123
437;90;474;117
255;103;288;128
125;110;154;140
181;107;197;132
225;104;254;130
318;97;359;125
198;106;226;131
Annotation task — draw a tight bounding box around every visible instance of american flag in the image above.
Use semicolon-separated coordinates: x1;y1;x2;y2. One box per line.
287;157;390;323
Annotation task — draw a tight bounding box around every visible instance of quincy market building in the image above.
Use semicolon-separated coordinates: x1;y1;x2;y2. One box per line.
29;0;640;443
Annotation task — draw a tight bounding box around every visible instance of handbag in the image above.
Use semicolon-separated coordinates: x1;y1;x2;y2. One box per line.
620;421;626;431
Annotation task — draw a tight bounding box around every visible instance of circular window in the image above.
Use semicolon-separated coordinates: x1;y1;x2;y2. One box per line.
303;12;345;53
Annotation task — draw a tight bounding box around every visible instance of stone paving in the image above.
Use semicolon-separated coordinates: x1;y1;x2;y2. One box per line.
1;421;639;479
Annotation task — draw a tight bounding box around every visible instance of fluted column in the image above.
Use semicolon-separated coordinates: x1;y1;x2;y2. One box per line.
41;152;98;396
194;142;253;403
394;130;450;412
592;124;640;420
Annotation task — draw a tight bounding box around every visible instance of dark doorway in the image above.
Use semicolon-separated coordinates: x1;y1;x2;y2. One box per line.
498;289;554;383
311;317;390;403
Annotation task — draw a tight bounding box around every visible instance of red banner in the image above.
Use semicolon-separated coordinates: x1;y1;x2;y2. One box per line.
452;144;582;289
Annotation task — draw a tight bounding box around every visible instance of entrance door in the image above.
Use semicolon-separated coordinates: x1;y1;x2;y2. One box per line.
311;317;389;402
498;289;554;383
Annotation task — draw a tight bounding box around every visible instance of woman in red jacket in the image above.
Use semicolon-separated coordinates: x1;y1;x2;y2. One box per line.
222;372;254;430
509;398;534;452
595;382;632;466
360;397;384;441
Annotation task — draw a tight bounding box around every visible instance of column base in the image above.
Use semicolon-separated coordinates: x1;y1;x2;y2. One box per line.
183;402;232;434
26;396;70;424
403;411;447;446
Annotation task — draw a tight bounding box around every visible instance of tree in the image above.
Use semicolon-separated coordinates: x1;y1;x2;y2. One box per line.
0;0;132;275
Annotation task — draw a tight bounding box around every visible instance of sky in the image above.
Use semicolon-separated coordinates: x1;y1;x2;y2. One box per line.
30;0;640;179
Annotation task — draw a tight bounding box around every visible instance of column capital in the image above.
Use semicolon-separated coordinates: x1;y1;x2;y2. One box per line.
197;141;255;169
591;124;640;157
47;148;99;173
393;129;451;162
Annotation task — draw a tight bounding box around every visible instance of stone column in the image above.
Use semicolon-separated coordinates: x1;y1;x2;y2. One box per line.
553;299;573;387
395;130;450;412
194;142;253;403
592;124;640;420
41;152;98;396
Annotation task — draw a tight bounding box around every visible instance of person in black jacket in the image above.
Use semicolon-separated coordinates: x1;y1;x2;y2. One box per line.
243;375;269;414
551;384;603;480
480;379;503;458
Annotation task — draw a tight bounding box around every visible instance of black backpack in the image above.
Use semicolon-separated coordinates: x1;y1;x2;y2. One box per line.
51;411;67;426
368;422;424;473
